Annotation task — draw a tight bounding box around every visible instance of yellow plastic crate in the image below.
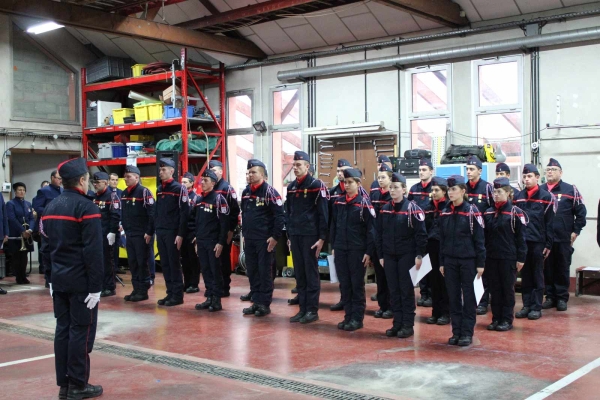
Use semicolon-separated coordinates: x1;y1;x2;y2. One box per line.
131;64;147;77
130;134;153;142
113;108;134;124
134;104;149;122
147;103;163;120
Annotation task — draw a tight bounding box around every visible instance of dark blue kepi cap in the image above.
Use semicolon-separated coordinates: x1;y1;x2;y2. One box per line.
124;165;140;175
58;158;88;180
379;164;392;172
447;175;465;187
93;171;109;181
247;159;266;170
391;172;406;184
202;169;218;182
523;164;539;175
343;168;362;179
547;158;562;169
377;155;391;163
183;172;195;181
159;158;175;168
337;159;351;168
432;176;447;187
496;162;510;173
419;158;433;169
493;177;511;188
294;151;309;161
209;160;223;168
467;156;482;169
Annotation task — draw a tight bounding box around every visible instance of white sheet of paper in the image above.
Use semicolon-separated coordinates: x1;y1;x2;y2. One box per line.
474;275;485;305
409;254;432;287
583;266;600;271
327;255;338;284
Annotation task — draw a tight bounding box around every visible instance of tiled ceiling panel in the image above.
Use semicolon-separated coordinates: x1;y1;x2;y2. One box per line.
306;14;356;45
412;15;444;30
342;13;388;41
277;17;310;28
76;29;129;58
136;39;170;55
452;0;482;22
515;0;564;14
176;0;211;19
335;3;371;18
112;37;157;63
152;3;192;24
284;24;328;49
561;0;599;6
224;0;258;8
245;34;276;55
366;2;421;35
251;21;300;54
470;0;521;20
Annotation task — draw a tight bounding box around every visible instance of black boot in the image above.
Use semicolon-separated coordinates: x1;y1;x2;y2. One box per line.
542;298;556;309
426;316;438;324
243;304;258;315
329;301;345;311
448;335;460;345
157;296;171;306
458;336;473;346
209;296;222;312
240;292;252;302
254;304;271;317
165;298;184;306
436;315;450;325
59;386;68;400
100;289;116;298
67;383;103;400
130;291;149;302
124;290;137;302
386;327;400;337
290;311;305;323
487;321;499;331
195;297;212;310
288;295;299;305
397;326;414;339
515;307;530;319
300;312;319;324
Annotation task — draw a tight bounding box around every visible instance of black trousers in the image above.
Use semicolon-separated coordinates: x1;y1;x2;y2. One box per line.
197;240;223;298
522;241;545;311
419;275;431;298
544;242;573;303
53;291;98;388
335;250;366;322
219;241;232;294
486;258;517;324
156;230;184;301
125;235;151;293
9;250;28;283
290;235;321;314
372;251;390;311
427;240;449;318
444;257;477;337
245;239;274;307
181;236;200;289
384;252;416;328
102;238;115;292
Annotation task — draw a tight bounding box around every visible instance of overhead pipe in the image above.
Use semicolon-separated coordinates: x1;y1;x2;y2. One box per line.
277;26;600;81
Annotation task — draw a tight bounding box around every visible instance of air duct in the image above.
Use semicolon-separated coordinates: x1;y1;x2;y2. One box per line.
277;26;600;81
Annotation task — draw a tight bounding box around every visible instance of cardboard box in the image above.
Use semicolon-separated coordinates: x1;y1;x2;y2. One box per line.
161;85;181;105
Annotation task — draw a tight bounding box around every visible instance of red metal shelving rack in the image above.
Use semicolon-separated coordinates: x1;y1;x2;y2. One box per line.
81;48;226;178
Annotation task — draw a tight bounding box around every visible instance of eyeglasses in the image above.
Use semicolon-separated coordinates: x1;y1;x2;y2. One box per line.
545;168;560;172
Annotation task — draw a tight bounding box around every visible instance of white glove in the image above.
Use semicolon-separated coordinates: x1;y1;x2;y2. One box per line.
107;232;116;246
49;283;53;297
84;292;101;309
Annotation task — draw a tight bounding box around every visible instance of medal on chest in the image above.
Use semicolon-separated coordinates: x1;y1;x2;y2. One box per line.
557;193;562;202
304;189;307;198
478;194;482;203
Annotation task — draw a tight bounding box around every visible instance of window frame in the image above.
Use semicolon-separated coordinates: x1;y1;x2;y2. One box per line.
226;89;254;135
270;84;302;132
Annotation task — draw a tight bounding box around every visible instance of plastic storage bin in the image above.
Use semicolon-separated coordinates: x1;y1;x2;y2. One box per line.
85;57;134;84
99;143;127;159
112;144;127;158
164;105;195;118
134;104;163;122
113;108;134;124
131;64;147;77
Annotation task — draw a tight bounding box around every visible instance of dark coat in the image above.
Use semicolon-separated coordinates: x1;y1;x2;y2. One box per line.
92;187;120;236
121;183;154;237
153;179;189;237
32;184;62;232
330;193;375;254
439;201;486;268
540;180;586;243
241;181;285;241
6;198;35;253
376;198;427;257
214;178;241;233
514;186;555;248
192;190;229;245
0;195;9;240
285;174;329;239
483;201;527;262
466;179;495;213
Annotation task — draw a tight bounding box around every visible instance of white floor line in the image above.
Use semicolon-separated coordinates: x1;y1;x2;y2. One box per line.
525;357;600;400
0;354;55;368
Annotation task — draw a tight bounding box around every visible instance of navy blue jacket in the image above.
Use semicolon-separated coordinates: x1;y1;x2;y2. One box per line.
408;180;434;231
466;179;494;213
185;190;198;240
330;193;375;254
41;189;103;293
376;198;427;258
153;179;189;237
370;187;392;215
0;195;9;240
483;201;527;263
514;186;555;248
214;178;241;233
6;198;35;253
32;184;62;232
439;201;486;268
425;198;448;241
121;183;154;237
540;180;586;243
192;189;229;245
285;174;329;240
370;180;380;192
93;187;120;236
241;181;285;241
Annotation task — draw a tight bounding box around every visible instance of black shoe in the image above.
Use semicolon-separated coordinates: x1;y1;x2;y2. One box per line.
528;310;542;320
386;327;400;337
243;304;258;315
344;320;363;331
448;335;460;345
476;305;488;315
59;386;68;399
371;294;377;301
288;295;299;305
290;311;305;323
115;268;126;275
496;321;513;331
423;297;433;307
196;298;212;310
67;383;103;400
397;326;414;338
542;298;556;309
124;291;137;302
426;316;438;324
100;289;116;298
330;301;345;311
254;304;271;317
382;310;393;319
436;315;450;325
417;297;425;307
186;287;200;294
515;307;530;319
209;296;222;312
157;296;171;306
373;309;384;318
291;287;298;294
240;292;252;302
487;321;499;331
300;312;319;324
165;298;183;307
338;320;349;330
556;300;567;311
130;292;148;302
0;287;6;295
458;336;473;346
222;292;231;298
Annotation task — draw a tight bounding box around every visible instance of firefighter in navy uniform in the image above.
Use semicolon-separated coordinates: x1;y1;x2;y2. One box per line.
408;158;435;307
120;166;154;302
439;175;486;347
193;170;230;312
209;160;241;297
181;172;200;294
152;158;190;306
241;159;285;317
483;177;527;332
285;151;329;324
495;162;521;197
370;154;392;192
465;155;494;315
328;159;351;311
41;158;104;400
514;164;555;320
541;158;586;311
91;172;121;298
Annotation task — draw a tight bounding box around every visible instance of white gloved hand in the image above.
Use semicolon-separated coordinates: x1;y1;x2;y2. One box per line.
49;283;53;297
84;292;101;309
107;232;116;246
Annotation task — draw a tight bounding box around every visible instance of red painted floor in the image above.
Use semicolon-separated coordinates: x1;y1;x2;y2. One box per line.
1;269;600;399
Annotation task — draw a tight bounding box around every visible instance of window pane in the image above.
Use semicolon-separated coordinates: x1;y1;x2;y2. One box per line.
412;70;447;113
273;89;300;126
477;112;522;169
272;131;302;195
411;118;447;151
227;94;252;130
479;62;518;107
227;133;254;195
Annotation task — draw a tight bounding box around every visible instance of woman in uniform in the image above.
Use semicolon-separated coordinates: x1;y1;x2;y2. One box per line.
6;182;35;284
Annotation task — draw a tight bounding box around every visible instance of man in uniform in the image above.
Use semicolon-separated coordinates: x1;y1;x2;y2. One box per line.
153;158;190;306
209;160;241;297
120;166;154;302
465;156;494;315
241;159;285;317
41;158;103;399
286;151;328;324
495;162;520;197
541;158;586;311
109;173;125;275
92;172;121;298
181;172;200;294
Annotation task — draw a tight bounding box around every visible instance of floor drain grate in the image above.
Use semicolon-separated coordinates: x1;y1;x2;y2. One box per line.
0;322;390;400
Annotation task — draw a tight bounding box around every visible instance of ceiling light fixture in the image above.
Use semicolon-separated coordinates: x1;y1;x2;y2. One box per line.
27;22;65;35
